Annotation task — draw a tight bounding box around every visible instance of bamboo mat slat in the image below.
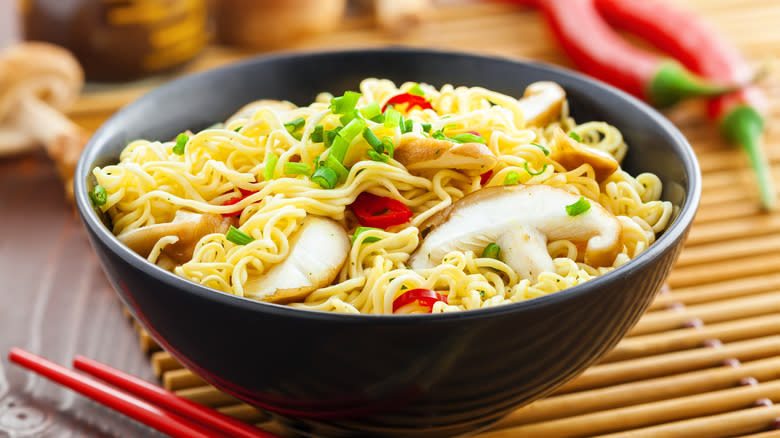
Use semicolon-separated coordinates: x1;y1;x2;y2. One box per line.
68;0;779;436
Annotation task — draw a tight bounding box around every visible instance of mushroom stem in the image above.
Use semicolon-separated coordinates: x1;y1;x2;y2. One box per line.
10;95;89;198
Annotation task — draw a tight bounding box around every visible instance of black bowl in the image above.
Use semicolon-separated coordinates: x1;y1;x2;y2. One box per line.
74;48;700;437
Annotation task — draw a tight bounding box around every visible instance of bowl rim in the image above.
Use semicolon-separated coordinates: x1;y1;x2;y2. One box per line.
74;47;702;324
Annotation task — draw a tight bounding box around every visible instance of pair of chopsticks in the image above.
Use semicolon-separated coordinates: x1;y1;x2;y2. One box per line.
8;347;278;438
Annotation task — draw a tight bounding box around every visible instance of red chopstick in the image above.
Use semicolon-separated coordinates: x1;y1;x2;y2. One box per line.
73;354;276;438
8;347;225;438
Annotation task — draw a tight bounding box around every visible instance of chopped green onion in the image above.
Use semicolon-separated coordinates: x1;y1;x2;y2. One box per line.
172;133;188;155
284;162;311;176
325;154;349;183
330;91;362;114
89;185;107;206
421;123;432;133
324;129;338;148
263;152;278;181
451;133;486;144
310;125;324;143
284;117;305;132
531;142;550;155
330;136;350;162
503;171;520;186
363;127;383;151
523;162;548;176
352;226;382;244
381;138;395;159
291;132;302;140
367;149;390;162
565;196;591;216
408;84;425;96
339;118;367;144
359;102;382;120
431;129;448;141
233;126;243;132
312;166;338;189
401;118;413;134
339;109;360;125
481;243;501;260
568;131;582;142
370;113;385;123
226;226;254;245
384;107;401;129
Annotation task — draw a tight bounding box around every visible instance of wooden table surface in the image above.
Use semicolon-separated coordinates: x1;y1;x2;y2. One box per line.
1;1;779;437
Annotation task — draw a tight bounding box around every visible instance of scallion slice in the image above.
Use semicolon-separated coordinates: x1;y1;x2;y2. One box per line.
523;162;548;176
330;136;350;162
330;91;362;114
503;171;520;186
263;152;278;181
481;243;501;260
363;127;383;152
89;185;107;206
324;154;349;183
312;166;339;189
351;226;382;244
359;102;382;120
172;133;188;155
568;131;582;142
451;133;485;144
324;129;338;148
284;162;311;176
284;117;305;133
408;84;425;96
367;150;390;162
226;226;254;245
310;125;324;143
421;123;432;133
531;142;550;156
384;107;401;129
565;196;591;216
339;118;367;144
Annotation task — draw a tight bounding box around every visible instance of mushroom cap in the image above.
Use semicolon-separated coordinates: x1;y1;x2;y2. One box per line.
394;136;498;175
412;184;622;281
0;42;84;155
244;216;350;303
550;128;619;181
118;211;234;265
516;81;566;128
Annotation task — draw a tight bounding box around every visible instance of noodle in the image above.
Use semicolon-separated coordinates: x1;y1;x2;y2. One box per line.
92;79;673;314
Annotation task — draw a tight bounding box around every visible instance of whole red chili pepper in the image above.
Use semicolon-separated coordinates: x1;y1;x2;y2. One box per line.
594;0;774;210
381;93;434;113
350;192;414;229
521;0;738;108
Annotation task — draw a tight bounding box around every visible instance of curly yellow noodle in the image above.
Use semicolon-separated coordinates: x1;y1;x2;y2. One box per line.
94;78;673;314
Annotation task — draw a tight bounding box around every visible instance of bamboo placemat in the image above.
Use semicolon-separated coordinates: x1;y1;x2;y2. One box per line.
66;1;779;436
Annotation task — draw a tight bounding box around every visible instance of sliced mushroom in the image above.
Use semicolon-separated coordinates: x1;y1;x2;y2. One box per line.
394;136;498;175
225;99;297;126
244;216;350;304
410;184;622;281
516;81;567;127
118;211;234;265
550;128;619;181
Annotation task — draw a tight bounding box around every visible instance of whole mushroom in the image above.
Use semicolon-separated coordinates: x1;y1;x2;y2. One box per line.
0;42;88;199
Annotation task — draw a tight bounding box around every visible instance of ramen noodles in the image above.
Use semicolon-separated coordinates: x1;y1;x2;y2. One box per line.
90;79;674;314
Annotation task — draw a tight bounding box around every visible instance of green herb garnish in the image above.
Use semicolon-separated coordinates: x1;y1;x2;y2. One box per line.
226;226;254;245
312;166;338;189
351;226;382;244
284;162;311;176
568;131;581;142
481;243;501;260
263;152;278;181
523;162;548;176
531;142;550;155
565;196;591;216
172;133;188;155
89;185;107;206
503;171;520;186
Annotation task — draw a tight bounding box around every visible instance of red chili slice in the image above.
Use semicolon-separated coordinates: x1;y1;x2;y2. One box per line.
392;288;448;314
221;189;257;217
381;93;434;113
350;192;413;229
479;170;493;185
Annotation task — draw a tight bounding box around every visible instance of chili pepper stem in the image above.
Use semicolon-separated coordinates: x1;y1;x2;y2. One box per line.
648;61;740;107
720;105;776;210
